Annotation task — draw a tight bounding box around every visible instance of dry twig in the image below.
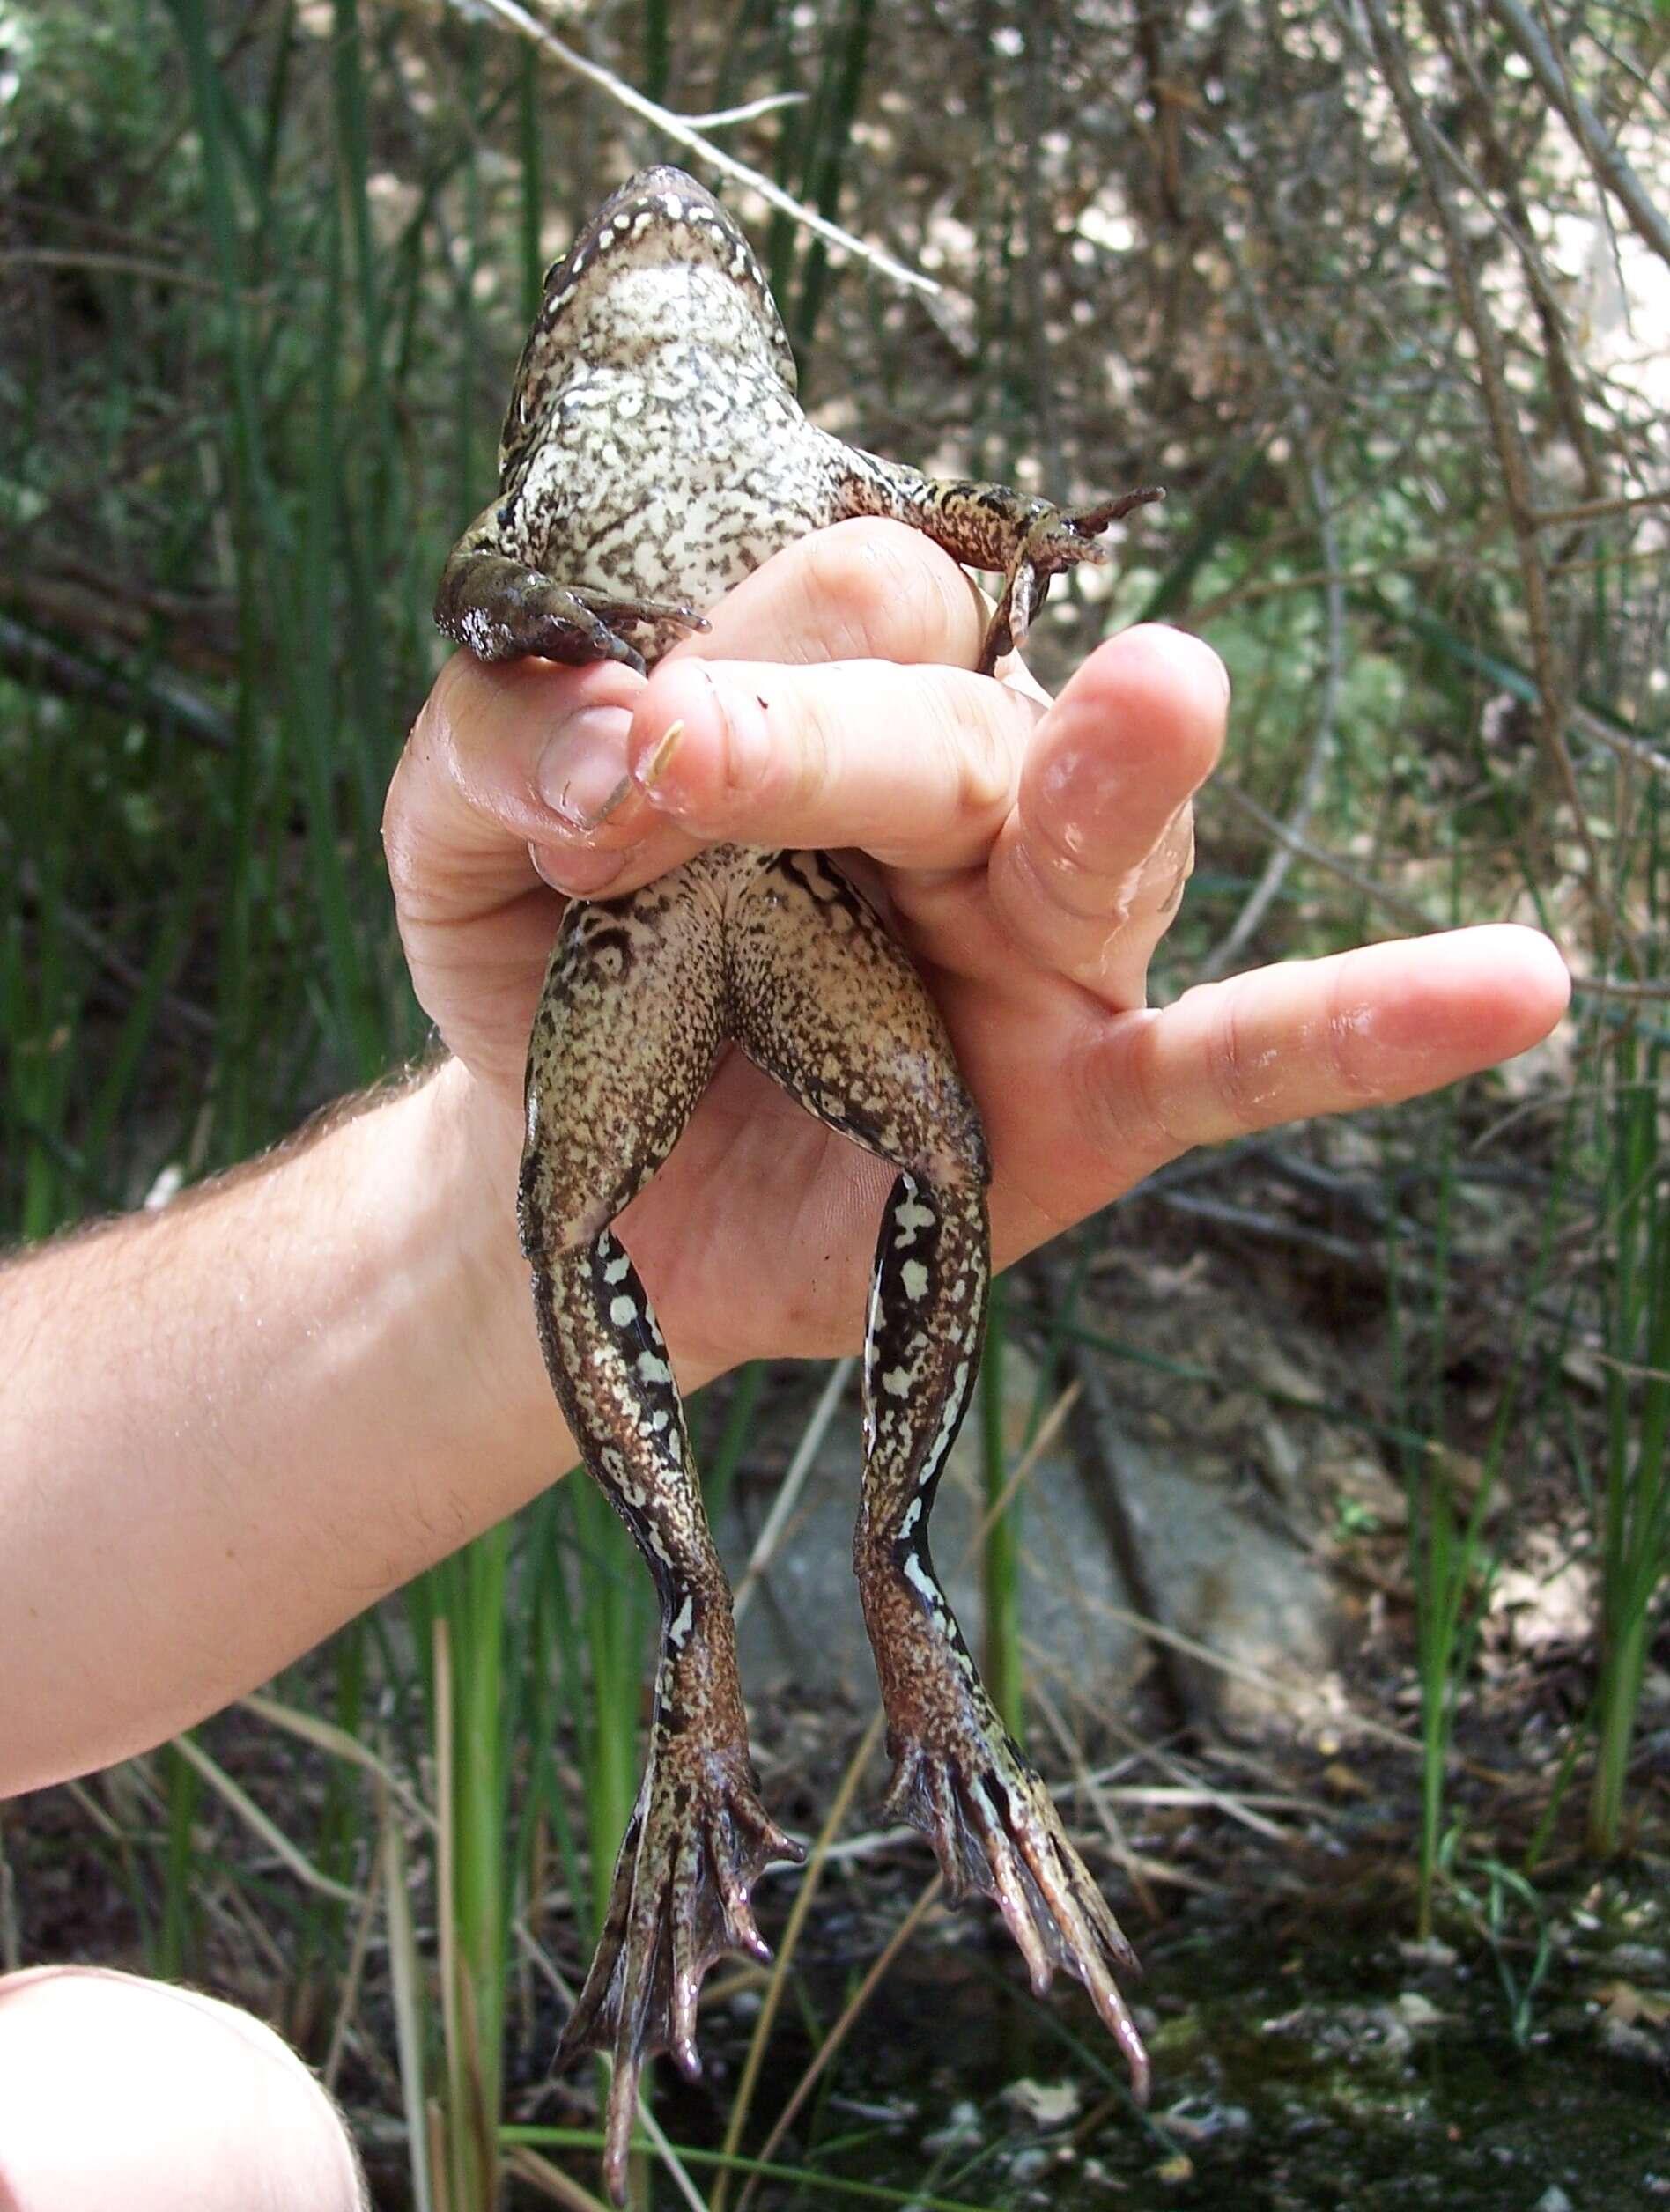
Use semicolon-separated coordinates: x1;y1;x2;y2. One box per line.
447;0;936;294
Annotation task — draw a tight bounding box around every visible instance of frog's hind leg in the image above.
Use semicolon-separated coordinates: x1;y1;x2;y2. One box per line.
728;848;1149;2098
521;866;803;2205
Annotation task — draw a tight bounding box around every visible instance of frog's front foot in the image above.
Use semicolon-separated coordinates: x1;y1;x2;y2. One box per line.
1046;483;1168;547
878;1713;1150;2103
981;483;1164;671
434;545;710;674
567;584;713;668
557;1736;804;2203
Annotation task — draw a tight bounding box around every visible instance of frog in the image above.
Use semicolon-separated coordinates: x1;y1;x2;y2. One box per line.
435;164;1159;2202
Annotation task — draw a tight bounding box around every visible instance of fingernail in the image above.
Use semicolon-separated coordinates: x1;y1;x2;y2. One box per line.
637;672;773;822
529;839;625;896
639;719;685;793
535;706;635;829
675;668;770;802
573;771;635;832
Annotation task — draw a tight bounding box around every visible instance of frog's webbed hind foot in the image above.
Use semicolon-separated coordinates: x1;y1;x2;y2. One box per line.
557;1738;804;2202
880;1724;1149;2100
853;1168;1152;2098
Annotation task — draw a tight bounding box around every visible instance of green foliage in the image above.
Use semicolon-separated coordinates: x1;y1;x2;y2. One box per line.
0;0;173;199
1437;1831;1555;2051
4;2;1667;2204
1584;823;1670;1856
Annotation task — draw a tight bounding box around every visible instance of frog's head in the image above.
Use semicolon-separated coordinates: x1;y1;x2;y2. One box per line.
500;166;799;474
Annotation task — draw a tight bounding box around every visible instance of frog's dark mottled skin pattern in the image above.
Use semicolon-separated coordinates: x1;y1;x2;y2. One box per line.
437;166;1156;2202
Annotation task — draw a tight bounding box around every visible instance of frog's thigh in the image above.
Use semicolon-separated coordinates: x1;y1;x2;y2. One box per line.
519;871;728;1581
727;849;990;1536
521;869;727;1249
725;850;986;1182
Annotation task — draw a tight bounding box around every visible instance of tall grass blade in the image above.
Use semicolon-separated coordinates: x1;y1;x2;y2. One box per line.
432;1607;504;2209
159;1740;200;1980
383;1798;436;2212
1588;988;1670;1853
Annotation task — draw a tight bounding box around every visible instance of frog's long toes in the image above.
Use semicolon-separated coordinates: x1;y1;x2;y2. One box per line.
600;2041;646;2208
881;1741;977;1904
713;1818;803;1958
1068;484;1166;535
661;599;712;634
668;1891;703;2080
610;594;711;638
1025;515;1109;574
554;1751;802;2201
597;627;648;675
1021;486;1164;579
881;1736;1149;2101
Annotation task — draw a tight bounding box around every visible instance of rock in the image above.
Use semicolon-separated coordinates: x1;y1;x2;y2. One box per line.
920;2098;982;2155
719;1342;1343;1734
1001;2077;1082;2127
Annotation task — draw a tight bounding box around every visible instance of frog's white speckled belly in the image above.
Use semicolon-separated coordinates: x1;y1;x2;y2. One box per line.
509;353;844;643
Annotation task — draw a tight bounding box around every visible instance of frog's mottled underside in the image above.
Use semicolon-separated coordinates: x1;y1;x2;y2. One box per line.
436;164;1159;2202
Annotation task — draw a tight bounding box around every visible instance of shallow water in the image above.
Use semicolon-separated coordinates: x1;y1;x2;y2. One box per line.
639;1871;1669;2211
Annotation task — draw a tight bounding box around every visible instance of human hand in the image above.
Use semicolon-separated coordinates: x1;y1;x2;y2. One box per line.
385;519;1569;1386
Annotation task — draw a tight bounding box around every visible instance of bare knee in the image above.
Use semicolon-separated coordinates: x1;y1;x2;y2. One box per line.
0;1965;366;2212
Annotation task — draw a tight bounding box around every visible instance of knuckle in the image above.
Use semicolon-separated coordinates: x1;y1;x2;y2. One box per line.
1200;978;1264;1128
795;526;902;648
938;682;1016;827
1080;1006;1175;1165
1195;973;1299;1132
796;520;884;606
1017;807;1127;931
796;521;972;660
1322;970;1381;1107
1022;779;1085;879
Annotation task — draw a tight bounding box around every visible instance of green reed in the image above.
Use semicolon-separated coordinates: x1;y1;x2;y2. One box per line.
1585;962;1670;1855
1382;913;1578;1933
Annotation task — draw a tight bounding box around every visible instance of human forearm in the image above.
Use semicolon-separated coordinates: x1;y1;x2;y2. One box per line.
0;1058;575;1793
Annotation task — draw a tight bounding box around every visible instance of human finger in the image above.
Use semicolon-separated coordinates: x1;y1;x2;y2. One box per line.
985;625;1227;1005
972;925;1571;1252
1083;924;1570;1189
389;651;710;908
615;653;1043;870
682;514;992;671
412;520;1006;901
563;517;1018;883
385;654;686;1085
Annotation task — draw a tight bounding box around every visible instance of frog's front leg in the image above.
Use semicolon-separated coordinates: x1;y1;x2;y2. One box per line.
435;504;710;672
829;453;1164;674
728;851;1149;2097
521;870;803;2205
